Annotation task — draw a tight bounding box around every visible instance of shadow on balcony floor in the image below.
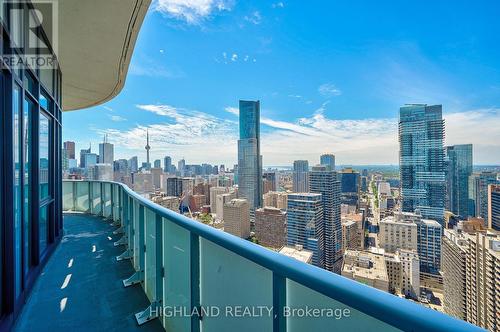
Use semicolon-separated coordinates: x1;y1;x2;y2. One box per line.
13;213;164;332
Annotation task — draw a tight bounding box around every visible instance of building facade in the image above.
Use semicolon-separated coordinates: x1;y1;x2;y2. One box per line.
445;144;473;218
399;104;446;224
237;100;262;210
223;199;250;239
489;184;500;230
286;193;324;268
254;207;287;248
309;165;342;273
292;160;309;192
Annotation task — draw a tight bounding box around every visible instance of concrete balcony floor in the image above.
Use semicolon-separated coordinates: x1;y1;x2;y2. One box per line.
13;214;164;332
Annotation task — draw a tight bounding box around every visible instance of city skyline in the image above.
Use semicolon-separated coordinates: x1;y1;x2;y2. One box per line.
62;1;500;165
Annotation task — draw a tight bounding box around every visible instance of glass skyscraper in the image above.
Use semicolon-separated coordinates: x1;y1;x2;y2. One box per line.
445;144;473;218
286;193;324;268
308;165;342;273
320;153;335;171
399;104;446;224
237;100;262;210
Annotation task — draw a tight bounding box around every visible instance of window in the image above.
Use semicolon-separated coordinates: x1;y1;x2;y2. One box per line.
23;97;34;276
39;112;50;200
13;83;22;299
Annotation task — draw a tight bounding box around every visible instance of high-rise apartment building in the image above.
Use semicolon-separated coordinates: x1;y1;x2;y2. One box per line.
320;154;335;171
216;191;237;221
129;156;139;173
237;100;262;210
488;184;500;230
308;165;342;272
223;199;251;239
470;172;499;222
379;215;418;253
63;141;76;159
341;220;359;251
210;187;229;215
254;207;287;248
399;104;446;224
292;160;309;192
166;177;183;197
443;222;499;331
154;159;161;169
287;193;324;268
262;171;277;194
445;144;473;218
263;191;288;210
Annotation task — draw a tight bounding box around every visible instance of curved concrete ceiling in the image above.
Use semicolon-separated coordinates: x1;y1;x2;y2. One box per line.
38;0;151;111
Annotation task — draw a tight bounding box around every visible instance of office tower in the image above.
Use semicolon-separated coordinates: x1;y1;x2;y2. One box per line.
151;167;162;190
145;128;151;166
163;156;172;173
62;148;69;172
237;100;262;210
129;156;138;173
262;171;277;194
223;199;251;238
166;177;183;197
442;222;499;331
79;146;91;168
98;134;114;165
488;184;500;230
445;144;473;218
216;191;237;221
415;218;442;275
471;172;499;222
320;154;335;170
210;187;228;215
342;250;389;292
309;165;342;273
399;104;446;224
178;158;186;176
254;207;287;248
379;215;418;253
63;141;76;159
154;159;161;169
83;153;98;169
340;167;360;207
292;160;309;192
263;191;288;210
361;176;367;192
287;193;324;268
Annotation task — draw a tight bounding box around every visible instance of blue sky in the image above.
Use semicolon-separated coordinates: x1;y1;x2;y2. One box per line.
63;0;500;166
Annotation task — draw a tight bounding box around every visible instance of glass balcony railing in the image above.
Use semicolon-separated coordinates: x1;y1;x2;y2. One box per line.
62;180;483;332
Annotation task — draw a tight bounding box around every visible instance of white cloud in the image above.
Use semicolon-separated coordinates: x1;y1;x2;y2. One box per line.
154;0;234;24
272;2;284;8
129;62;176;78
109;115;127;122
318;83;342;97
231;53;238;61
244;11;262;25
97;104;500;165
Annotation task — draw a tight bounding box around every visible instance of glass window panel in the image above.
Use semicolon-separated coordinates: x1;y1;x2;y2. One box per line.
39;205;48;253
144;209;157;301
23;97;34;276
39;112;50;200
75;182;89;212
62;182;73;211
39;90;49;110
286;279;401;331
24;70;36;96
200;238;273;331
13;83;22;299
9;2;24;49
163;220;191;332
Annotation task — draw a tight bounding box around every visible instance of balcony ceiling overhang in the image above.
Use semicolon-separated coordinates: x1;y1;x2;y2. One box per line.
36;0;151;111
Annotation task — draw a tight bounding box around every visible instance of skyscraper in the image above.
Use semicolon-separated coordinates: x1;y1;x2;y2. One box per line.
292;160;309;192
98;134;114;164
129;156;138;173
309;165;342;273
63;141;75;159
262;171;277;194
445;144;473;218
178;158;186;176
154;159;161;169
340;167;360;207
488;184;500;230
237;100;262;210
399;104;446;224
470;172;499;221
320;154;335;170
287;193;324;268
164;156;172;173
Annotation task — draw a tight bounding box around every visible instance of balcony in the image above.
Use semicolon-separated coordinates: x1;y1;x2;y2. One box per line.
16;180;483;332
